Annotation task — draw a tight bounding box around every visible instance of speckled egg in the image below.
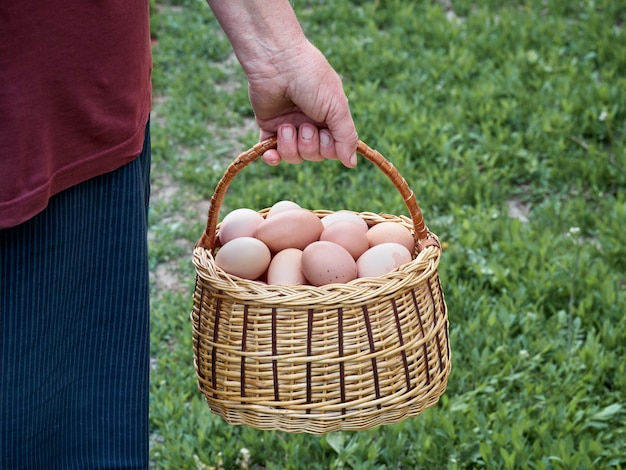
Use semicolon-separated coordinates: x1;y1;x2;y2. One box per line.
301;241;358;286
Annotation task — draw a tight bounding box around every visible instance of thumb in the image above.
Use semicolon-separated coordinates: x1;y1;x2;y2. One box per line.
326;100;359;168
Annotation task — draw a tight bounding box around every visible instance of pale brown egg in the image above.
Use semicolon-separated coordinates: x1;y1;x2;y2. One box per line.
266;200;301;218
356;242;412;278
218;208;264;245
255;209;324;252
266;248;306;285
320;220;369;260
214;237;271;280
301;241;358;286
321;211;368;232
366;222;415;253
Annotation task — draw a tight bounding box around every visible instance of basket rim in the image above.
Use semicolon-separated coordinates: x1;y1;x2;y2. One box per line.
193;239;441;308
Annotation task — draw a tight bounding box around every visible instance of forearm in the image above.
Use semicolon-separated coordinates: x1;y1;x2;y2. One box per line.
206;0;309;76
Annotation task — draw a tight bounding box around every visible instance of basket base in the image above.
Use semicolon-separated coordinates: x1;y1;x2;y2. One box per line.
203;388;446;434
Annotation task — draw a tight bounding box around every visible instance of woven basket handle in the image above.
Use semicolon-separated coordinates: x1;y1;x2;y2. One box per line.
199;138;432;251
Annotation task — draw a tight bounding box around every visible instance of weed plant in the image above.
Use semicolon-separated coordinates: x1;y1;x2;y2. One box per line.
148;0;625;468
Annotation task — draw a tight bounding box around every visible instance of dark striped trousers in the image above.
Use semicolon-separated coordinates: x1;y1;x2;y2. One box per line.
1;123;151;469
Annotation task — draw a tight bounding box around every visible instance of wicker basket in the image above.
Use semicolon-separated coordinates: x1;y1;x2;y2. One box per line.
191;138;450;434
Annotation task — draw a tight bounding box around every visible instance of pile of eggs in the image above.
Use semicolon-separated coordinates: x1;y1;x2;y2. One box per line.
214;200;415;286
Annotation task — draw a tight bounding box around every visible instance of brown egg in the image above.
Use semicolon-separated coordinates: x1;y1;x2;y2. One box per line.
320;220;369;260
255;209;323;252
266;200;301;218
301;241;358;286
218;208;264;245
214;237;271;280
356;242;412;278
366;222;415;254
266;248;307;285
321;211;368;232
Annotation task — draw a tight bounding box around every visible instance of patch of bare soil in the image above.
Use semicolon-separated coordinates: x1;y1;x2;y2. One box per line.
507;197;530;223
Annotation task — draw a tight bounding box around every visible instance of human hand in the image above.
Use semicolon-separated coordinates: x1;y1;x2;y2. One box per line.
246;41;358;168
207;0;358;167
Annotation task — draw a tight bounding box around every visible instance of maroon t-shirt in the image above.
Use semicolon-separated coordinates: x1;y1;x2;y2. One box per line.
0;1;153;228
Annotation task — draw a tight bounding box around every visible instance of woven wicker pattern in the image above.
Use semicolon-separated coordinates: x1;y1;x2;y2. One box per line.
191;139;450;433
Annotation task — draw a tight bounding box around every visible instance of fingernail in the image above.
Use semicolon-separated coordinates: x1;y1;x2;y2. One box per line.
301;125;314;140
264;151;280;165
320;131;331;146
349;153;357;167
281;125;294;140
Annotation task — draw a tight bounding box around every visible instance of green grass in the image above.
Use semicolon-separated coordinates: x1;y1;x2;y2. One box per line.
148;0;626;468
